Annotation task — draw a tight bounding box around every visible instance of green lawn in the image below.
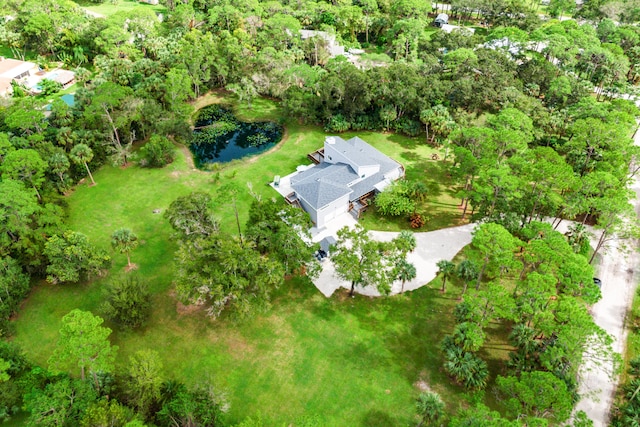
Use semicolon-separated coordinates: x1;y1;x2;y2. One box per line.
10;95;493;425
73;0;167;17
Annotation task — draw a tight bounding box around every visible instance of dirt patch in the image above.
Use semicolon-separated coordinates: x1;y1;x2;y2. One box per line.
178;144;196;169
223;334;255;357
414;370;432;392
124;263;138;273
174;294;205;316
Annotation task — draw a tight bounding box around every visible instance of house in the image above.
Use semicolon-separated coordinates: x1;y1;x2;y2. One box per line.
277;136;404;229
0;57;37;97
299;30;345;57
139;0;159;4
434;13;449;27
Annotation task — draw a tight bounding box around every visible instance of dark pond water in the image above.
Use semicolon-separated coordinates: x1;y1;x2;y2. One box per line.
190;105;283;167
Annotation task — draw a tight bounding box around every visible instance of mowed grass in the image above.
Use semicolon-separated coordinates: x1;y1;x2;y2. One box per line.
73;0;167;17
11;95;482;425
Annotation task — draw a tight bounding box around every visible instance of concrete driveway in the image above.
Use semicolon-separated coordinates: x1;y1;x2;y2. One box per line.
311;223;476;297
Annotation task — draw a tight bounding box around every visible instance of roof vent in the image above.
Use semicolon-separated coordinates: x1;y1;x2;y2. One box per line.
326;136;335;144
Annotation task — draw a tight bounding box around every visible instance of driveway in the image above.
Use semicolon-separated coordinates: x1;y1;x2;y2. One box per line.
311;222;475;297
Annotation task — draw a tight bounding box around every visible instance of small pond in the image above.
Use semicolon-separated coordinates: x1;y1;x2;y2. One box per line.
190;105;283;167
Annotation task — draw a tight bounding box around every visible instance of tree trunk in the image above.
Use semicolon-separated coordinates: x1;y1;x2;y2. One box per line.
459;281;468;300
84;162;96;185
476;259;487;290
350;281;356;296
126;252;131;268
32;184;41;202
589;230;607;264
233;198;243;245
441;276;447;292
81;365;85;381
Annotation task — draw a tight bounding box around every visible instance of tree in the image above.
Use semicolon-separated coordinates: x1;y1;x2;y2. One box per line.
80;399;137;427
48;150;70;190
436;259;456;293
374;181;416;217
101;275;151;330
416;391;445;427
0;256;30;334
25;376;98;427
49;309;118;389
44;231;110;284
443;346;489;389
70;144;96;186
471;223;520;289
83;82;137;166
174;233;284;319
126;349;163;416
395;259;417;293
140;135;176;168
420;105;455;145
164;192;219;240
0;149;47;201
456;259;479;298
332;225;400;296
111;228;139;269
157;383;227;427
496;371;573;423
226;77;258;109
245;198;319;278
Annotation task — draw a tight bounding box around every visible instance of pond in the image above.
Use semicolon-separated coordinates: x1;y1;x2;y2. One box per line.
190;105;283;167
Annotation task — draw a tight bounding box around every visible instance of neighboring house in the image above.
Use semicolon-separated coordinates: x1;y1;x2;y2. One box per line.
440;24;475;34
299;30;345;57
0;57;37;97
277;136;404;229
434;13;449;27
139;0;159;4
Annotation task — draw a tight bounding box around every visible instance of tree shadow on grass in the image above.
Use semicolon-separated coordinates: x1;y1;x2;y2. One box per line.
387;134;421;150
361;409;397;427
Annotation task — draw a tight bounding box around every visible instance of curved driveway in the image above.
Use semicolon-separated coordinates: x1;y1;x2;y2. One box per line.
311;223;476;297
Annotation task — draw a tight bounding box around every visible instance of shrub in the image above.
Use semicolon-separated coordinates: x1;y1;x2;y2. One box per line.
410;212;424;228
140;135;176;168
101;275;151;330
324;114;351;133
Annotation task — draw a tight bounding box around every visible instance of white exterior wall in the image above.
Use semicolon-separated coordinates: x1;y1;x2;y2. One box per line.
298;197;318;226
316;194;350;228
357;164;379;178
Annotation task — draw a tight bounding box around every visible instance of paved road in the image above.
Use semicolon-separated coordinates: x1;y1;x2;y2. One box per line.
573;126;640;425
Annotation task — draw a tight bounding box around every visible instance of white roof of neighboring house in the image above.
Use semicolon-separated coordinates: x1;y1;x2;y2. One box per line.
0;58;36;79
299;29;345;57
440;24;475;34
0;77;13;96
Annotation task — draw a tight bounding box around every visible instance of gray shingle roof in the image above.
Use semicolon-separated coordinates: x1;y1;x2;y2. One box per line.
291;137;402;210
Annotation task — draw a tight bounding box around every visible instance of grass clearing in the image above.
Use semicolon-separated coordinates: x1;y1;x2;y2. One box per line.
11;95;484;425
73;0;167;17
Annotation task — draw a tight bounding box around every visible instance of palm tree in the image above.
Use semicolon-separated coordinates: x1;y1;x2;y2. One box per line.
456;259;479;298
111;228;139;268
436;260;456;293
416;391;445;427
443;347;488;390
396;230;417;254
48;151;70;189
396;259;417;293
70;144;95;185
